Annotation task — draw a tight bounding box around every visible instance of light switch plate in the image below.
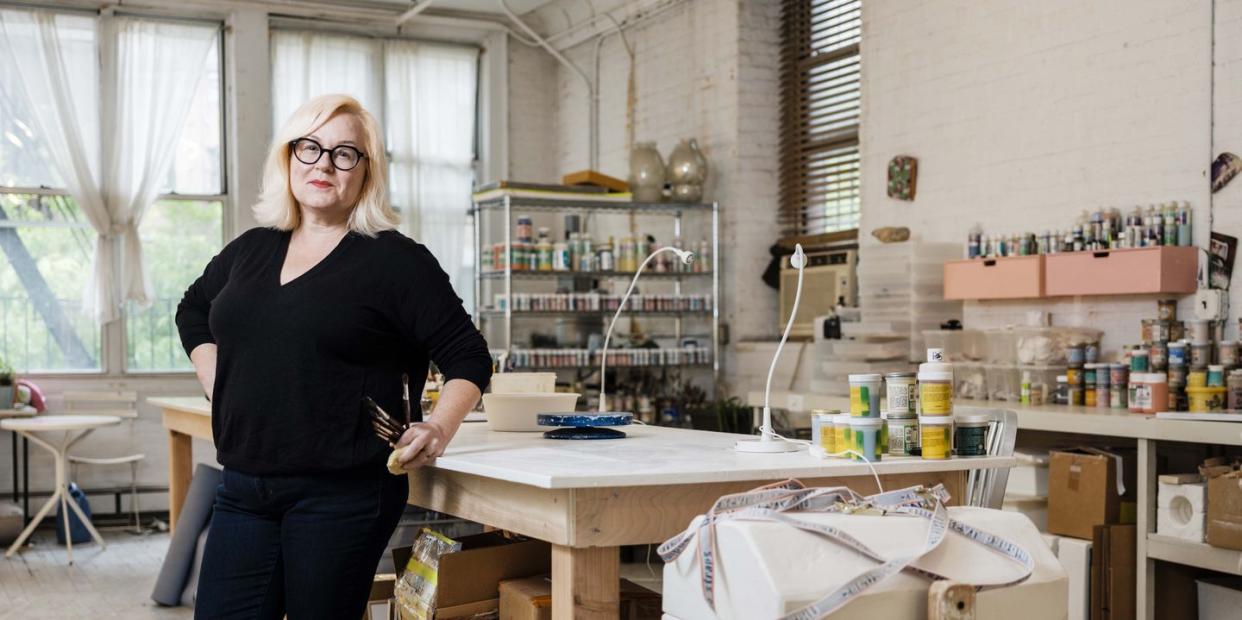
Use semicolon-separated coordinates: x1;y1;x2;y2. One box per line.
1195;289;1228;321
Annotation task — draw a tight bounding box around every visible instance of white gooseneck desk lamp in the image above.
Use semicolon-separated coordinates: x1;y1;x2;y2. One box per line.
599;246;695;413
736;243;806;453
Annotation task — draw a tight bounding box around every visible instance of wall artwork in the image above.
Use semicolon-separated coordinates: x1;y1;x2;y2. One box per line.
887;155;918;201
1212;153;1242;193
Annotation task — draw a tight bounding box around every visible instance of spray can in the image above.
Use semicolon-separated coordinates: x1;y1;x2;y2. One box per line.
1163;204;1178;246
1178;202;1192;246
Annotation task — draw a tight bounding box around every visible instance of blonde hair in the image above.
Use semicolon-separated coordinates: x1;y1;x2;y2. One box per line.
254;94;398;236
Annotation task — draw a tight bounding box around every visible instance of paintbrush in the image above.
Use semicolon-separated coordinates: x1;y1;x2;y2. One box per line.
402;373;412;427
364;396;407;446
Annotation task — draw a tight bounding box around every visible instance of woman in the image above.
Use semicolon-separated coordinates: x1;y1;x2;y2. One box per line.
175;94;491;619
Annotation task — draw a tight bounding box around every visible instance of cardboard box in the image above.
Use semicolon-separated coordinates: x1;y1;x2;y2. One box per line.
1048;448;1135;540
1090;524;1135;620
498;575;661;620
1206;469;1242;551
391;531;550;619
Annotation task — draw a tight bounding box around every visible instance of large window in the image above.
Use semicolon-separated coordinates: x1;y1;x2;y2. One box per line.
271;30;479;310
0;10;224;373
778;0;862;236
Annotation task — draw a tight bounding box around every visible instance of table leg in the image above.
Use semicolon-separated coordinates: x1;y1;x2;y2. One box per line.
551;545;619;620
168;429;192;534
5;486;59;557
57;447;73;565
10;431;16;503
22;436;29;524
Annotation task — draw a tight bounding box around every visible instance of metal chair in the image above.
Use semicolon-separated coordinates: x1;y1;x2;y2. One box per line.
63;390;145;531
956;406;1018;509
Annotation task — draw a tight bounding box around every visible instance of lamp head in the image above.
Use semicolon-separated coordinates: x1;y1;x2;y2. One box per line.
671;248;694;265
789;243;806;269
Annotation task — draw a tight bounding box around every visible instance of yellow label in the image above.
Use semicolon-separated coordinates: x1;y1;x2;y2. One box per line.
820;425;836;454
921;426;950;460
849;385;874;415
920;382;953;415
837;426;852;455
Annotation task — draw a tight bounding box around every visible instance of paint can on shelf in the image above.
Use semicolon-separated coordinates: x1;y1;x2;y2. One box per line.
1130;350;1149;373
812;410;837;455
1208;365;1226;388
1149;342;1168;371
919;416;953;460
849;418;883;462
1219;341;1239;368
1191;342;1212;370
1189;319;1212;343
954;414;990;457
833;414;851;457
885;372;918;415
1157;299;1178;322
1188;386;1227;412
1227;370;1242;410
1168;342;1188;368
848;374;883;418
886;413;918;457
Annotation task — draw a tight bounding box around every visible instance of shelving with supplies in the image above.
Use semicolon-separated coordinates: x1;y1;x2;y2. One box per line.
472;190;720;394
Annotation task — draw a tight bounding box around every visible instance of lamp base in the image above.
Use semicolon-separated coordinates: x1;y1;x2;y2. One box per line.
734;435;801;453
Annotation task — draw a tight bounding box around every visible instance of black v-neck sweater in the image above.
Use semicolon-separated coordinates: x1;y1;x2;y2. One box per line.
175;227;492;475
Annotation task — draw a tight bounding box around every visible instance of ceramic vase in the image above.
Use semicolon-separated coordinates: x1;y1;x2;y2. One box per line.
671;183;703;203
629;142;666;203
666;138;708;202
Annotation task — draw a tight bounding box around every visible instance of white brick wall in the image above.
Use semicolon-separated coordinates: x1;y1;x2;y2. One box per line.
1214;0;1242;340
860;0;1216;356
507;0;784;393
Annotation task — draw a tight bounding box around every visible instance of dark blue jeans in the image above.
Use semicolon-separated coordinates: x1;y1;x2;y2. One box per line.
193;461;408;619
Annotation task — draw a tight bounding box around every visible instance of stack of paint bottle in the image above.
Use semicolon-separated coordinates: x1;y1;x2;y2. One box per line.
918;349;954;460
884;372;919;457
847;374;884;462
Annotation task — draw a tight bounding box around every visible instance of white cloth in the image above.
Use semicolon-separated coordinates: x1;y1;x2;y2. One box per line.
384;40;478;311
0;9;216;321
270;30;383;134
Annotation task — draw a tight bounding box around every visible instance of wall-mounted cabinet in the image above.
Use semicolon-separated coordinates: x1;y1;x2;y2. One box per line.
944;255;1045;300
1043;246;1198;297
943;246;1199;300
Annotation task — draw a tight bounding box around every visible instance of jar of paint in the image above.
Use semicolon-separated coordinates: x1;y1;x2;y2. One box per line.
848;374;883;418
1109;363;1128;386
1187;386;1227;412
1188;369;1208;388
1191;342;1212;370
1144;373;1167;414
1219;341;1239;368
1129;373;1148;414
886;413;918;456
1083;364;1098;386
1131;350;1149;373
832;414;851;457
1055;375;1069;405
1189;319;1211;343
1066;365;1083;387
812;410;836;454
1168;342;1188;368
879;413;889;454
954;414;990;457
1149;342;1168;371
1067;343;1085;366
917;370;954;416
849;418;883;462
1157;299;1178;322
1085;342;1100;364
919;416;953;460
1168;365;1187;386
885;372;918;415
1227;370;1242;410
1208;365;1226;388
1169;382;1186;412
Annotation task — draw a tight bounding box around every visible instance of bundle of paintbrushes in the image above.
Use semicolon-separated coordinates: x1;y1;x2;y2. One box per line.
365;374;416;475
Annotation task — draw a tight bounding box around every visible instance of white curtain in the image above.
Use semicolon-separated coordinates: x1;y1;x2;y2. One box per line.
0;10;216;322
270;31;383;133
106;17;218;310
385;40;478;311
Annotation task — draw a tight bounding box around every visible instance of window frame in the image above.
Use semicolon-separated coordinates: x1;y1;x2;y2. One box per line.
778;0;862;238
0;11;229;377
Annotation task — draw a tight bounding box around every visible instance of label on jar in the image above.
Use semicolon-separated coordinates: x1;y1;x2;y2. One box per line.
887;422;916;456
886;383;917;415
921;426;950;460
920;382;953;415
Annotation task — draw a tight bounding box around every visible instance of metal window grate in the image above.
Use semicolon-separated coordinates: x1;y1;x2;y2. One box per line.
779;0;861;237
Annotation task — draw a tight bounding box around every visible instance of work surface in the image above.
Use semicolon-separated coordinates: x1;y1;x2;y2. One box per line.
432;423;1012;489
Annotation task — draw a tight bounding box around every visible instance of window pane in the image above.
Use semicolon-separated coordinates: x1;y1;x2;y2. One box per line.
162;32;222;195
0;11;100;190
270;30;382;135
0;193;101;371
126;199;222;372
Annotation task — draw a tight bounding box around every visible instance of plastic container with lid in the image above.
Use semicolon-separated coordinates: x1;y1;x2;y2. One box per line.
919;416;953;460
885;372;918;415
1188;386;1227;412
848;374;883;418
1144;373;1168;414
919;369;954;414
832;414;851;457
1129;373;1148;414
849;418;883;462
886;413;918;457
811;410;837;455
1208;365;1226;387
954;414;990;457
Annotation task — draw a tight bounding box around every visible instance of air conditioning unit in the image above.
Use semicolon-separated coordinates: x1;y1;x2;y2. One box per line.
779;248;856;339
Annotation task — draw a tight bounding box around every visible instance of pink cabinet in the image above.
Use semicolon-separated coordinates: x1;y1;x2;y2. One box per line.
1043;246;1198;297
944;256;1045;300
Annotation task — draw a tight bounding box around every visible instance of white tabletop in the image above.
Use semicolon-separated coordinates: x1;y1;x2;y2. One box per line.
0;415;121;432
0;406;37;419
430;423;1013;489
148;396;211;416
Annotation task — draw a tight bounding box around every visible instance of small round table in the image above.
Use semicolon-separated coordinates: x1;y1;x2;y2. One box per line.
2;415;120;563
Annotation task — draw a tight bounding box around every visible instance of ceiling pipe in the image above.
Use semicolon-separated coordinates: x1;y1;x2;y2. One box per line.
396;0;435;26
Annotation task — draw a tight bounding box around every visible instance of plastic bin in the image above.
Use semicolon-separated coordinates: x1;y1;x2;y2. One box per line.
922;330;987;362
823;339;908;361
1016;365;1061;405
955;362;988;401
1013;327;1104;366
984;329;1020;365
986;365;1022;402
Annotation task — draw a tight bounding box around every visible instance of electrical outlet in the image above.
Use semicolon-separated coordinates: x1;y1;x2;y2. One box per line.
1195;289;1229;321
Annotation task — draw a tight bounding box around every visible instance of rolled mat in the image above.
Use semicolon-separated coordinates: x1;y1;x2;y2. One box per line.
151;463;221;606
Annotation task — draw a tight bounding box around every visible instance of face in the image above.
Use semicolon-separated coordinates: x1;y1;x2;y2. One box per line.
288;112;369;218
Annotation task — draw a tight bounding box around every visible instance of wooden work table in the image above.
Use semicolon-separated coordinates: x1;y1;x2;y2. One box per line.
151;396;1013;618
409;422;1012;619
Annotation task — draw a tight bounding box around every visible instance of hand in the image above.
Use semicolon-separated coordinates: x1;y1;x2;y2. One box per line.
394;419;456;470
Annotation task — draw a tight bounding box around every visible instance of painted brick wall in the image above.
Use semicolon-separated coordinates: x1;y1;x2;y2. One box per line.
1214;0;1242;339
510;0;784;393
859;0;1216;355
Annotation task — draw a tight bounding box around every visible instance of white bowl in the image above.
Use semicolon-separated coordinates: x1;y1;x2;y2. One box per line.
489;372;557;394
481;392;581;432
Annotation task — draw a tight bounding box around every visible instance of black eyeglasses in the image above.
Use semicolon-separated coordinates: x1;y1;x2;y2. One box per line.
289;138;367;171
